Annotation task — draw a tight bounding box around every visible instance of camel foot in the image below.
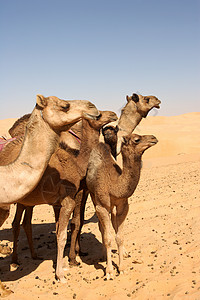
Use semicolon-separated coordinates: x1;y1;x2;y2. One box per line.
69;259;80;267
10;263;20;272
106;272;114;280
0;281;13;298
56;275;67;283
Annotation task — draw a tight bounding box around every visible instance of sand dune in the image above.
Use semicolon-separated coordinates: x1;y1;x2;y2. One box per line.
0;112;200;299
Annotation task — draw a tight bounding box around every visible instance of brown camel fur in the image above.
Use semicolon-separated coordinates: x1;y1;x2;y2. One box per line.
86;133;158;278
0;94;99;296
102;125;119;159
8;111;117;282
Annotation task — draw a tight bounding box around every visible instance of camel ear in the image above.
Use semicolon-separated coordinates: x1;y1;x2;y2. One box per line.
36;95;47;108
126;95;131;102
132;93;139;103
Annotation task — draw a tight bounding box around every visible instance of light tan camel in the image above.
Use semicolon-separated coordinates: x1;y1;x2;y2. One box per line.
116;93;161;154
0;94;99;228
86;133;158;279
7;111;117;282
0;94;99;297
0;94;99;206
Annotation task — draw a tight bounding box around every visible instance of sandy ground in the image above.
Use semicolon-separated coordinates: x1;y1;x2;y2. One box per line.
0;112;200;300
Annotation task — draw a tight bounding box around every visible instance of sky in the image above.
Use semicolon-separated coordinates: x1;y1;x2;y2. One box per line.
0;0;200;119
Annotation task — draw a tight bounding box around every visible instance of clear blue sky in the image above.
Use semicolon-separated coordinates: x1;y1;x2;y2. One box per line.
1;0;199;119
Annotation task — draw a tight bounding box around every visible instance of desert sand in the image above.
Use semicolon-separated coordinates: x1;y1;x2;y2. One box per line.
0;112;200;300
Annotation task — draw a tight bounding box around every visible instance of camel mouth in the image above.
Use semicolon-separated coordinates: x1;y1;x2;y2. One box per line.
154;104;160;109
149;140;158;145
154;100;161;109
83;112;101;120
110;116;118;122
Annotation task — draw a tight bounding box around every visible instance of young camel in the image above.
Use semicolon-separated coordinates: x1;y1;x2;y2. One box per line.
86;133;158;279
68;93;161;264
8;111;117;282
0;94;99;297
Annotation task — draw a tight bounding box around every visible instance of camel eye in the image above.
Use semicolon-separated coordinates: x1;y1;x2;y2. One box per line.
145;98;149;103
134;137;140;143
61;103;70;111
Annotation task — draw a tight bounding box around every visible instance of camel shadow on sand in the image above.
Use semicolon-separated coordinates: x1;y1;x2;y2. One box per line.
0;220;105;282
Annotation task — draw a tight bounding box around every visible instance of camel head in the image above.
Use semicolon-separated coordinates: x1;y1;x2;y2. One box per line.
126;93;161;118
102;125;118;148
121;133;158;157
36;95;100;131
87;110;118;130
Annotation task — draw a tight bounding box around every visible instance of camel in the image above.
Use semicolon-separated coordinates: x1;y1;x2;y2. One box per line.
0;94;99;296
86;133;158;278
0;94;99;206
6;110;117;282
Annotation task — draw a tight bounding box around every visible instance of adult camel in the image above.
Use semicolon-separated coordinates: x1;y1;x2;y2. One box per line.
0;94;99;296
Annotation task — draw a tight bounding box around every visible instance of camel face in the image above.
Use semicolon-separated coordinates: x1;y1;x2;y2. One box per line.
36;95;99;131
102;126;118;145
126;93;161;116
122;133;158;156
87;111;118;130
102;125;119;158
136;95;161;117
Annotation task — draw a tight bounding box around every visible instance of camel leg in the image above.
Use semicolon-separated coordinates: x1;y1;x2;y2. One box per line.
95;203;113;279
12;204;26;265
75;189;89;255
69;189;89;265
115;200;129;274
22;206;41;260
56;197;75;283
111;206;129;259
69;190;83;265
0;207;10;227
53;205;61;234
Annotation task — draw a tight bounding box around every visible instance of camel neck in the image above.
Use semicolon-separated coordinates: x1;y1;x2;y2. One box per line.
0;107;59;205
118;110;142;135
114;151;142;199
76;120;100;177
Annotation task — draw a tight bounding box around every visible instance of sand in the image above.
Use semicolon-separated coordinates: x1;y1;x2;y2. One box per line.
0;112;200;300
